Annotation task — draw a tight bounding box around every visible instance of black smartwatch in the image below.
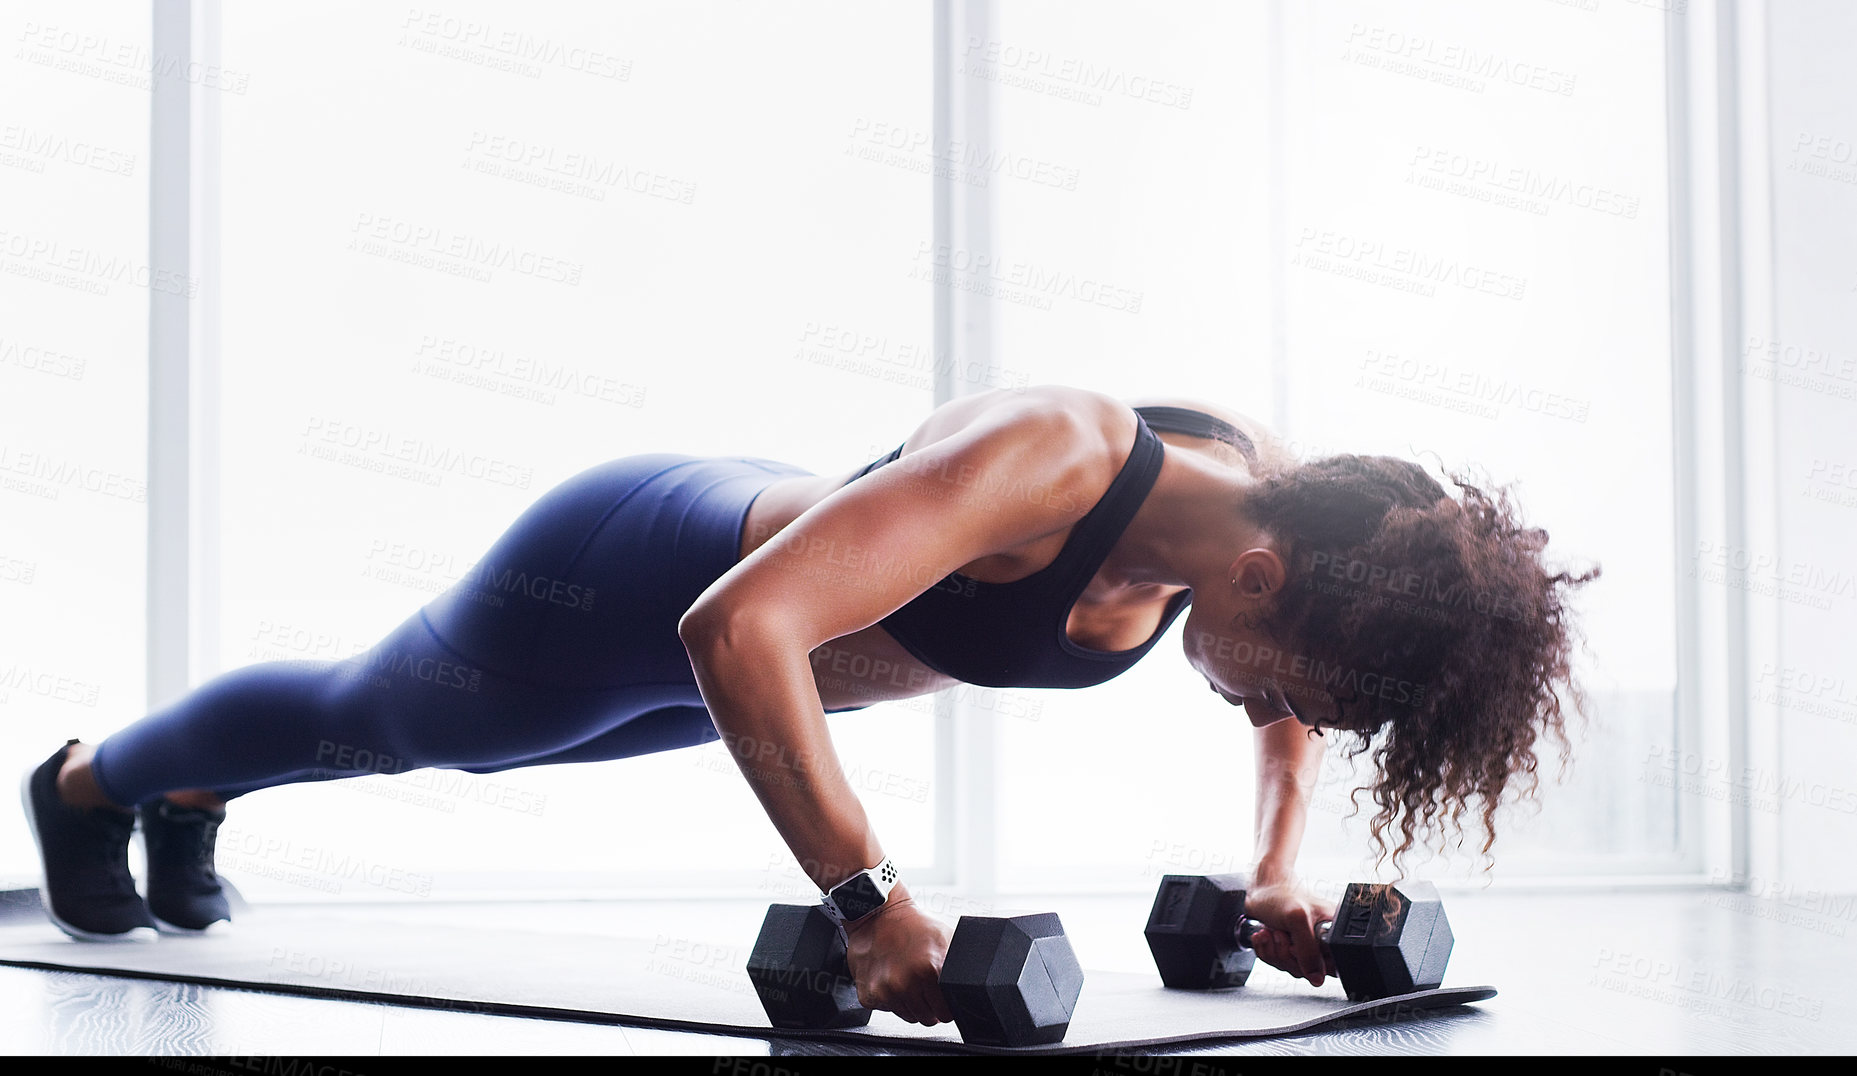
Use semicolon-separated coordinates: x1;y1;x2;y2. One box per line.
819;856;898;929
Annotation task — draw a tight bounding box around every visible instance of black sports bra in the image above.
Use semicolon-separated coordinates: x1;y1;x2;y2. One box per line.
840;406;1250;689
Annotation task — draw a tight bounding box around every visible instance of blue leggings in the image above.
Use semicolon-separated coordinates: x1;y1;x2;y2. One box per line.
89;453;814;806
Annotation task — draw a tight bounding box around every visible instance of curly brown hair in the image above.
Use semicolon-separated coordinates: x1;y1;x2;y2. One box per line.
1241;454;1600;872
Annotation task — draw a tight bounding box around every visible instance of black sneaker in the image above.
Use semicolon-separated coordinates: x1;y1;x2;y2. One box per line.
140;798;231;934
18;740;157;942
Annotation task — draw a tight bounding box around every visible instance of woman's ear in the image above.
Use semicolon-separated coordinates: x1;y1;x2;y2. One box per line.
1228;547;1286;601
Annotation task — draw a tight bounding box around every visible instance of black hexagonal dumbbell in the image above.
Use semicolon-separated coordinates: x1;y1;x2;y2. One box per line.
746;903;872;1029
1143;873;1453;1001
747;904;1085;1046
938;912;1084;1047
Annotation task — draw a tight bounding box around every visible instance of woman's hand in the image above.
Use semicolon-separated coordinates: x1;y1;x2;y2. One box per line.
842;893;956;1026
1242;878;1338;987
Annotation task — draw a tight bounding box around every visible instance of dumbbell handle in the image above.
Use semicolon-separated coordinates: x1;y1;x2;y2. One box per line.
1235;917;1333;951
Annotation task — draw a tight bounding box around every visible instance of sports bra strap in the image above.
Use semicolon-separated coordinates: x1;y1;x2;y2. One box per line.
1131;406;1256;464
1035;414;1165;587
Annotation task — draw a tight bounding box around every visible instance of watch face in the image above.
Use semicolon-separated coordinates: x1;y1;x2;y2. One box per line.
834;874;886;922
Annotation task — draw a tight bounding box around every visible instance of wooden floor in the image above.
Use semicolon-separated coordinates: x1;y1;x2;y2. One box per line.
0;888;1852;1056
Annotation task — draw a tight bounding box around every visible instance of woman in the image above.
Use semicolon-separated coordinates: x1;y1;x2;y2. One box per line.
21;385;1595;1028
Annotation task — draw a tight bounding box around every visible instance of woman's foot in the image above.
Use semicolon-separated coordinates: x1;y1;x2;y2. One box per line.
140;797;231;934
18;740;157;942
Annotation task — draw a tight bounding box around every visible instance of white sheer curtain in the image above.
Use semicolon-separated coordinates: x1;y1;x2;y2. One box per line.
985;0;1677;886
1;0;1687;896
0;1;153;881
209;1;935;898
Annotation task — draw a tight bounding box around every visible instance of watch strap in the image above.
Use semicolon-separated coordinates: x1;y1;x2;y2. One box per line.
819;856;898;927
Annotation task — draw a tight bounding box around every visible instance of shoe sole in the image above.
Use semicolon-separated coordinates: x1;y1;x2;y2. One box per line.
152;915;230;937
17;761;157;944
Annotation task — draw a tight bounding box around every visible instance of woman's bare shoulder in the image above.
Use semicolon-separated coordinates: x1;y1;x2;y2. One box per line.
903;384;1130;451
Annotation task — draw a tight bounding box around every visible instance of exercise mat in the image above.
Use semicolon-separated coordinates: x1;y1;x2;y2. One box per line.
0;903;1495;1054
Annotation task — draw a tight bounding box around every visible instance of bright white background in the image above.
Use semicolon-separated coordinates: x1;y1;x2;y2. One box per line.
3;1;1850;900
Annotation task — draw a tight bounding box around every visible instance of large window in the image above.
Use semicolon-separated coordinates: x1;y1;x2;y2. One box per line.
4;1;1695;898
207;2;935;899
1272;0;1676;878
980;0;1678;885
0;2;152;878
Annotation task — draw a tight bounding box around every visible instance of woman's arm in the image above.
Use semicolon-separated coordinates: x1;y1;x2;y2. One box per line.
1244;716;1339;985
678;396;1107;890
677;389;1123;1021
681;596;952;1025
679;613;884;887
1252;714;1324;881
